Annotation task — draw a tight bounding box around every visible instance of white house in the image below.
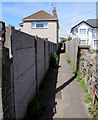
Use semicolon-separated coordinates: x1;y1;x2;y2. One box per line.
19;8;59;43
71;19;98;50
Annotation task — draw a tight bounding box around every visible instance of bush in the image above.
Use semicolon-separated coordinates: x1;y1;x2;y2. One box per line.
68;36;72;41
27;96;46;119
85;92;92;104
60;40;66;43
90;50;98;54
88;104;98;118
49;53;58;68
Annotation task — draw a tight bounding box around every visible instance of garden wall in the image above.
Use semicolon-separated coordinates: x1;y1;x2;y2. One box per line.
79;52;98;94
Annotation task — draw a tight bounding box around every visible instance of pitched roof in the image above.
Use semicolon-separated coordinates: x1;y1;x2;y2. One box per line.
71;19;98;32
23;10;58;21
86;19;98;28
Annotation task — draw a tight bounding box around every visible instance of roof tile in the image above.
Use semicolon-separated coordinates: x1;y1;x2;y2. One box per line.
23;10;57;20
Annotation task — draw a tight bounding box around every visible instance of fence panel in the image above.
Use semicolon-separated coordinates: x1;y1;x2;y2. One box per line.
1;25;58;118
66;38;80;68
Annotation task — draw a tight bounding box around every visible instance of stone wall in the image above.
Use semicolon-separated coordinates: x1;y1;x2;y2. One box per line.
66;36;98;96
79;52;98;94
2;26;57;119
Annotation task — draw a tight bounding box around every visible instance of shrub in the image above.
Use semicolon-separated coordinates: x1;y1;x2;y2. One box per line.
68;36;72;41
27;96;46;119
88;104;98;118
49;53;58;68
60;40;67;43
90;50;98;54
85;92;92;104
96;50;98;53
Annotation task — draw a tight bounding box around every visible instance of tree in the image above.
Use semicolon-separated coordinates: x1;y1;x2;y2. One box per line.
68;36;72;41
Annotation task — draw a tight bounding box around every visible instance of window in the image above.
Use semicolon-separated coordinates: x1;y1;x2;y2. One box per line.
94;40;98;46
80;29;86;34
36;23;44;28
80;40;86;45
32;22;48;28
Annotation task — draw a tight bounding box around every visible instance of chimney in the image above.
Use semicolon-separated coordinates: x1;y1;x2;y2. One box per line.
53;7;57;17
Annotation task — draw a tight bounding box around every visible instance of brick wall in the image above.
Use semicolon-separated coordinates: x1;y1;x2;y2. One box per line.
2;26;57;118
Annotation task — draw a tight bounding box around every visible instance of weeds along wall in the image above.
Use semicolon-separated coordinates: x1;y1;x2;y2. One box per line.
3;26;57;118
66;38;80;68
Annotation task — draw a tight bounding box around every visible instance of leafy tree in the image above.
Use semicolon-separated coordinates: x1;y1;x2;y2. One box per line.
68;36;72;41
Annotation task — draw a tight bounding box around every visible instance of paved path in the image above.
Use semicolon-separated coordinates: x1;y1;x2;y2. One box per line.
54;53;90;118
39;53;91;119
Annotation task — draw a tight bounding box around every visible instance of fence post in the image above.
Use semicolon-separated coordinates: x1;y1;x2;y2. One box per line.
2;25;15;119
0;21;5;120
44;39;46;74
34;36;38;93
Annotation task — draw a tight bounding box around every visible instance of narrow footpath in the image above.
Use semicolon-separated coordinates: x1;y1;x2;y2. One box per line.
39;53;91;119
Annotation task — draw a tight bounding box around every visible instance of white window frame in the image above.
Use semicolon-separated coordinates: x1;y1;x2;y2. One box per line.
32;22;48;28
80;29;86;34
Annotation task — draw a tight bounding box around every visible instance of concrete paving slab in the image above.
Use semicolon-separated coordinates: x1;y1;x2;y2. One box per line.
38;53;92;119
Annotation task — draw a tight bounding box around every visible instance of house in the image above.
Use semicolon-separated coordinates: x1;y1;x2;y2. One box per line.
19;8;59;43
71;19;98;50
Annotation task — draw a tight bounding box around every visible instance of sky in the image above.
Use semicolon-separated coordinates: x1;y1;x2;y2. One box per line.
1;2;97;38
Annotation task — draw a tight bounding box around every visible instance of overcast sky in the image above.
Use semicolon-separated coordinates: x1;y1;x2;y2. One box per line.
1;2;97;38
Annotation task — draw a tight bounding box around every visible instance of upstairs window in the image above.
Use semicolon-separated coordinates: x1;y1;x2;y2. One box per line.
80;29;86;34
32;22;48;28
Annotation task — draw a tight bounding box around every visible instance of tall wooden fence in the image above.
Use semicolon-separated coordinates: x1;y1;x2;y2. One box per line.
66;38;80;69
1;24;58;119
